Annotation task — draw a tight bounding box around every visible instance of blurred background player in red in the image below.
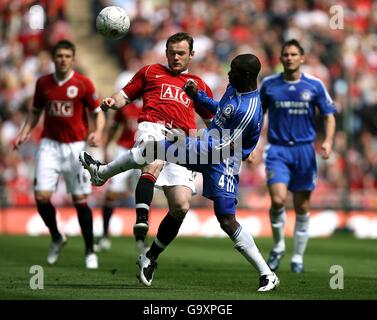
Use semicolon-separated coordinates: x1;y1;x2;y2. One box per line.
14;39;106;269
96;98;142;252
97;32;214;254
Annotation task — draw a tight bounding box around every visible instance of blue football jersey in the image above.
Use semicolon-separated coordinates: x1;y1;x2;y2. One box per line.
176;84;263;200
196;84;263;161
260;73;337;145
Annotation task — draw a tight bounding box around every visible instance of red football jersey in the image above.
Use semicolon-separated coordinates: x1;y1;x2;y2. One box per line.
33;71;100;143
122;64;214;135
115;101;142;149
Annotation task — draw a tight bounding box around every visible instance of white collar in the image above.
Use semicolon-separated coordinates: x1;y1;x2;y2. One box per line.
164;64;189;74
54;70;74;86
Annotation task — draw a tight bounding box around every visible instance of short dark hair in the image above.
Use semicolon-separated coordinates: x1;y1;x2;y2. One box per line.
52;39;76;56
281;39;304;56
233;54;261;78
166;32;194;52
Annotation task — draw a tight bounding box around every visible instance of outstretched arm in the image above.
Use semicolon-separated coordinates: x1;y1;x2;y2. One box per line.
195;91;219;114
183;80;219;113
100;91;131;112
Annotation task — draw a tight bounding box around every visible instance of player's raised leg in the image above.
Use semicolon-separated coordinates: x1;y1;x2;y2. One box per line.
79;147;146;186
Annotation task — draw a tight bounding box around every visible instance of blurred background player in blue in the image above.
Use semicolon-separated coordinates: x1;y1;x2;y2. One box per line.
80;53;280;292
250;39;336;273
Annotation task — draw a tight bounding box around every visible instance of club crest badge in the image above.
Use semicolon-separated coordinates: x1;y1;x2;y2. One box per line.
67;85;78;98
300;90;312;101
223;104;234;118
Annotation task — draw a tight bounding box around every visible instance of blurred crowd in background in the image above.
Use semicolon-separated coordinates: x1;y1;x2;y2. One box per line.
0;0;376;211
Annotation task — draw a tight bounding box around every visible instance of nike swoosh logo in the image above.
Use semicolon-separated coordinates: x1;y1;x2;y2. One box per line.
155;75;165;78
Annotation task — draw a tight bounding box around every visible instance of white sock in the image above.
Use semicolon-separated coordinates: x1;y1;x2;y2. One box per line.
269;207;286;253
292;213;310;263
232;225;271;276
99;147;145;180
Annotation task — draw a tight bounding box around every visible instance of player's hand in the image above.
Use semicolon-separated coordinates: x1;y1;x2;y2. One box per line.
13;131;30;150
182;80;198;99
320;140;332;160
100;97;115;112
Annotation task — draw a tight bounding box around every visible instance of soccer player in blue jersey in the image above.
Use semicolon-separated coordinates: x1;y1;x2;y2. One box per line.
79;54;280;292
252;39;336;273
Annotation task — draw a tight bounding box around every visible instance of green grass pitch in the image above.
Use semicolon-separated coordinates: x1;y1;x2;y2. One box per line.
0;234;376;300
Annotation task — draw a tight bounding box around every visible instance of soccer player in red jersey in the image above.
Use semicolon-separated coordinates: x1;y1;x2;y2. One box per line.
97;32;214;254
14;40;106;269
96;101;142;251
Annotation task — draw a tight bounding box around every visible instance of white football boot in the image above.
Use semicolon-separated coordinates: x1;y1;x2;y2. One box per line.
47;234;67;265
85;253;99;269
98;237;112;251
79;151;107;186
137;252;157;286
257;272;280;292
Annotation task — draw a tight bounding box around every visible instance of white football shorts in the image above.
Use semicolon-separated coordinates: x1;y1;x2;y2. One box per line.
107;145;141;193
135;121;196;193
34;138;91;195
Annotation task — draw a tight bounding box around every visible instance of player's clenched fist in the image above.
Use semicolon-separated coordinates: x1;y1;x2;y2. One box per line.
182;80;198;99
100;91;129;111
100;97;116;112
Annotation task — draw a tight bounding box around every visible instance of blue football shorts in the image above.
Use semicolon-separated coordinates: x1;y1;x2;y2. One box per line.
264;143;317;192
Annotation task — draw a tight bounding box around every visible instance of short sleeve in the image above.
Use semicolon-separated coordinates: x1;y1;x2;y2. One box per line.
315;80;337;115
84;77;100;112
122;65;149;101
32;78;45;110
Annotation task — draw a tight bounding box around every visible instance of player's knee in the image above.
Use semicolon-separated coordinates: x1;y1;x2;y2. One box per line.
169;203;189;220
271;195;285;208
142;161;163;176
72;195;89;208
216;215;236;236
35;193;51;204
